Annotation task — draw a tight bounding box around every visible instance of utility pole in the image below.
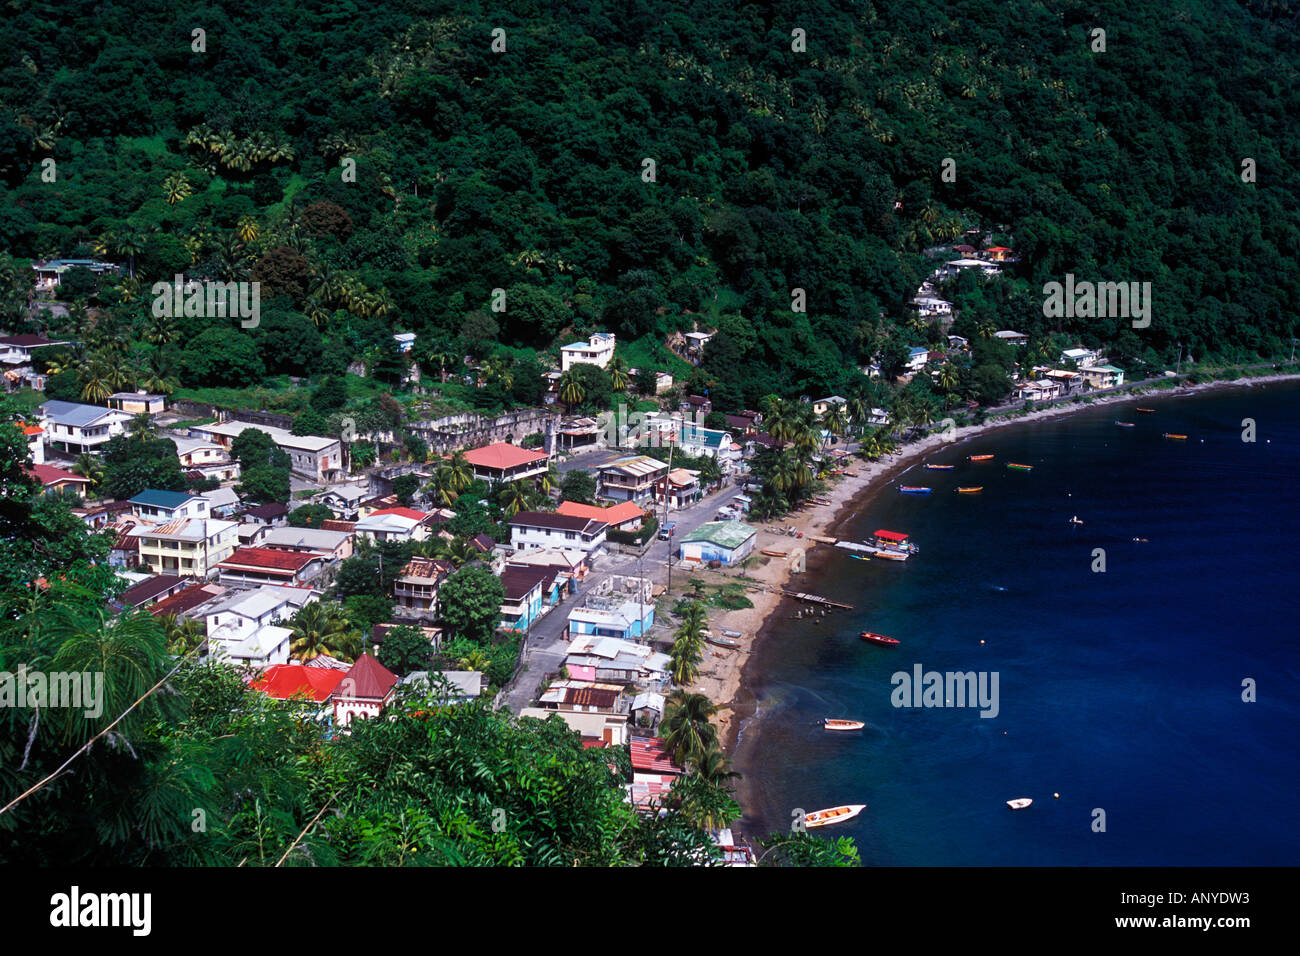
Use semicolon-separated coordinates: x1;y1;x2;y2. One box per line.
1289;338;1298;363
663;430;676;596
1176;343;1183;375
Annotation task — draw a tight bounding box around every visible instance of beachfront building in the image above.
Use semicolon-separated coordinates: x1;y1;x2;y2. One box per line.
509;511;608;554
560;332;616;371
678;521;757;566
39;400;131;454
462;442;551;484
597;455;668;504
1015;380;1065;403
130;516;238;578
1080;365;1125;389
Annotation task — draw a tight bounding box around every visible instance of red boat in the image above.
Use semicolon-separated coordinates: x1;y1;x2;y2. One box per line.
860;632;900;647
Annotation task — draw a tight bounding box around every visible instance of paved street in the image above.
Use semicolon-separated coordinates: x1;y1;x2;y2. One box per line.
498;481;744;712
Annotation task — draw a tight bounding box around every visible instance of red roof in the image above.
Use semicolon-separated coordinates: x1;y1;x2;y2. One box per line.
339;653;398;700
874;529;910;542
250;665;346;702
556;500;644;526
28;464;91;487
218;547;319;573
630;735;683;775
16;421;42;436
367;507;429;521
462;442;549;471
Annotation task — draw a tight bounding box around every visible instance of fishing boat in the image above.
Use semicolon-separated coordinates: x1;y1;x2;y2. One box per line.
823;719;865;731
760;549;788;557
956;486;983;494
722;629;743;638
1115;421;1135;427
924;463;955;470
898;486;932;495
1006;463;1033;471
872;550;908;562
1069;515;1083;526
865;529;919;561
705;633;741;649
1136;408;1155;413
1163;433;1187;440
968;454;994;461
860;632;900;646
1006;798;1033;810
804;804;866;828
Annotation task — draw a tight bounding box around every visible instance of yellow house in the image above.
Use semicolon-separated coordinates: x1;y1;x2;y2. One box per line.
129;517;239;578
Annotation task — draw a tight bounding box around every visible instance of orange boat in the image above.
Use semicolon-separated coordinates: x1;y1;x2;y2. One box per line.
968;454;994;461
1137;408;1155;413
804;804;867;828
760;549;788;557
1163;433;1187;440
861;632;900;646
957;486;983;494
823;719;865;731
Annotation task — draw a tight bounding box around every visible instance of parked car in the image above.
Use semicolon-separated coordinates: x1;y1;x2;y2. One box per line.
658;521;676;540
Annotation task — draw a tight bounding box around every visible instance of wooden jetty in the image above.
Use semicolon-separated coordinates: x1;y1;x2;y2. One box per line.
747;583;852;610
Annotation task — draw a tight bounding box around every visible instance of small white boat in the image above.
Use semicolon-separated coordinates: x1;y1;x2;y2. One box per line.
1006;797;1033;810
1069;516;1083;526
804;804;867;828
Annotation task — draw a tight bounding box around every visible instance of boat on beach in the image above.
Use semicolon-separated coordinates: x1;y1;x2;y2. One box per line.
760;549;788;557
860;631;900;646
924;463;955;470
1006;798;1033;810
956;486;983;494
705;633;741;649
1007;463;1033;471
1163;433;1187;440
823;719;865;731
968;454;994;461
898;486;932;495
804;804;866;828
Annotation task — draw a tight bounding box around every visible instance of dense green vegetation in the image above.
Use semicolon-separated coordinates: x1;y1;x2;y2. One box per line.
2;0;1297;432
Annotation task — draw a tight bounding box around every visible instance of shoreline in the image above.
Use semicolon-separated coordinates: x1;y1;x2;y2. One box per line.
698;371;1300;820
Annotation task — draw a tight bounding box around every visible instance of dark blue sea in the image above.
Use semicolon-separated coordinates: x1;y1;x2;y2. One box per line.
734;382;1300;864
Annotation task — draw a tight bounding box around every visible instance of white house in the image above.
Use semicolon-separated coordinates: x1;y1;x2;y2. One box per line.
354;507;433;543
560;332;616;371
193;420;343;482
39;400;130;454
393;332;417;354
679;521;758;566
509;511;608;554
128;490;211;522
203;586;320;670
1061;347;1100;368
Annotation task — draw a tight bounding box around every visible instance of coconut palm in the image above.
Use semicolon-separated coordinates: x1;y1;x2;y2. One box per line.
159;613;205;655
425;465;460;507
498;480;531;518
558;368;586;412
661;690;719;767
692;743;741;787
162;171;193;205
127;413;158;442
536;463;560;498
823;404;848;444
937;363;961;396
288;603;363;662
458;648;491;671
71;453;104;490
669;629;704;686
607;355;630;392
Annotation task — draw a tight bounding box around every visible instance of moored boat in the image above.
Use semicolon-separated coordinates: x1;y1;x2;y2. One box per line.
823;718;865;731
968;454;994;461
866;529;919;560
1007;462;1033;471
861;631;900;646
1115;421;1135;427
956;486;983;494
804;804;867;828
924;463;955;470
1069;515;1083;525
1163;433;1187;440
1136;408;1155;413
898;485;932;495
1006;798;1033;810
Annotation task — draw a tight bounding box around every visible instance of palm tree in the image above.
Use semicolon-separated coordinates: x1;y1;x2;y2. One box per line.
236;215;260;245
127;412;158;442
558;368;586;412
938;363;961;396
288;603;363;662
498;480;531;518
420;535;477;568
430;351;458;384
669;629;704;686
446;451;473;494
159;613;205;655
162;171;193;205
425;466;460;507
458;648;491;671
607;355;631;392
693;743;741;788
823;404;848;445
536;463;560;499
71;453;104;491
143;312;177;346
78;355;117;403
114;230;144;280
661;690;719;767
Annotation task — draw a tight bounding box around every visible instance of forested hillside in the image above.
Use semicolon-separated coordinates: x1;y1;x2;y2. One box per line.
1;0;1297;411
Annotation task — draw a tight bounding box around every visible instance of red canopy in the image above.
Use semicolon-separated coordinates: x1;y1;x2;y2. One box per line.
874;529;910;542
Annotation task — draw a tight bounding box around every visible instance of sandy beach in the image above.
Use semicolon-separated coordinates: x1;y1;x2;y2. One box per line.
677;371;1300;752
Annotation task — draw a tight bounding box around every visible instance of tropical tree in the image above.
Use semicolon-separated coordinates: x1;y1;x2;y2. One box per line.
162;171;193;205
498;480;531;518
660;689;719;767
607;355;631;392
558;368;586;411
70;453;104;491
288;602;363;662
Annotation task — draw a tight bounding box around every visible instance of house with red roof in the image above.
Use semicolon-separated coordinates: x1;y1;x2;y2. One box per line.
462;441;550;483
556;499;645;532
250;664;346;703
216;546;329;587
16;421;44;464
333;654;399;727
27;463;94;495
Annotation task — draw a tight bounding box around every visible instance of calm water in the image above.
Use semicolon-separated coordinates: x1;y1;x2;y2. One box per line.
734;383;1300;864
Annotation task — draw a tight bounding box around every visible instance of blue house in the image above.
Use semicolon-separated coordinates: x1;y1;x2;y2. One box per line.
498;565;556;634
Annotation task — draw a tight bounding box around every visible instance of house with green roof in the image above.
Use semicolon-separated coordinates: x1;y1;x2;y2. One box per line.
129;490;210;522
679;520;757;566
